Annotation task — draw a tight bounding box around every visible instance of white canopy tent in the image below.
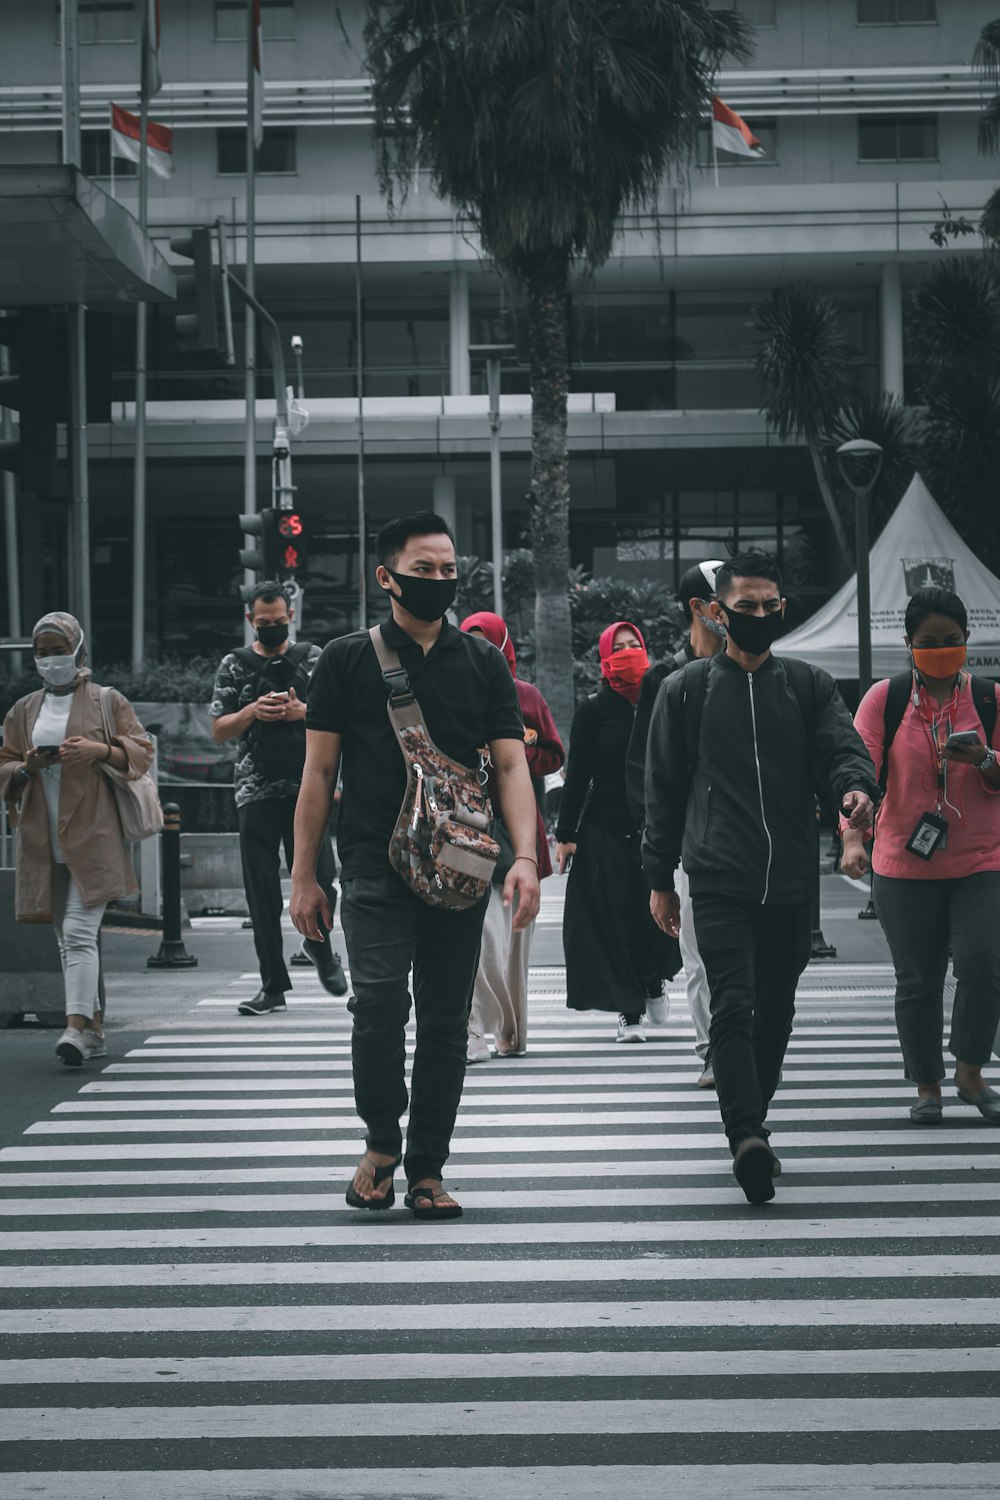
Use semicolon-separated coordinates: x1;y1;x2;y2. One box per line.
774;473;1000;679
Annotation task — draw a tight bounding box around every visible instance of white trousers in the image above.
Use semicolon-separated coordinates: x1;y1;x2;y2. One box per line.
468;884;534;1052
51;866;106;1020
676;862;711;1058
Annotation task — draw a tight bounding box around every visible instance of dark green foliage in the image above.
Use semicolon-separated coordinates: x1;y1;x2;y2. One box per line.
752;284;851;443
906;258;1000;391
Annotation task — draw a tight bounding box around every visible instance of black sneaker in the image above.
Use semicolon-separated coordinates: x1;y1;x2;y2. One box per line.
300;942;349;997
237;990;288;1016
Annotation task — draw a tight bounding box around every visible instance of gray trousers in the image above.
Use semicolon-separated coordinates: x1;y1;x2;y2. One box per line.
873;870;1000;1084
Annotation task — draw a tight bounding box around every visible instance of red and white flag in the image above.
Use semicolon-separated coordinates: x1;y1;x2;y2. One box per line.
111;103;174;179
143;0;162;98
711;96;764;157
251;0;264;149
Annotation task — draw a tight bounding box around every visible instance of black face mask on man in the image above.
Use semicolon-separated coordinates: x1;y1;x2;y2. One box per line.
384;569;458;623
255;623;289;649
718;606;785;657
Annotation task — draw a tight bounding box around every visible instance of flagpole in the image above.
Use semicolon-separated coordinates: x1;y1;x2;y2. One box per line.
108;102;116;200
711;105;720;190
130;17;152;671
243;0;257;615
355;193;366;629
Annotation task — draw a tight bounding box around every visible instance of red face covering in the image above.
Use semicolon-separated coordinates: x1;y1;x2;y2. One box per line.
460;611;516;676
599;621;648;705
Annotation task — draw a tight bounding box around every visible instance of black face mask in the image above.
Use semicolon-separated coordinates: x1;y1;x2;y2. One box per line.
255;623;289;649
719;606;785;657
385;569;458;623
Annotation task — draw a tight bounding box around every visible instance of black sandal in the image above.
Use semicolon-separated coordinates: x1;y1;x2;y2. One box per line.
403;1184;463;1220
345;1153;401;1211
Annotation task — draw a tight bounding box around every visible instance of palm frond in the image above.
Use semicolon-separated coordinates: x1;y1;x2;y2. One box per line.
751;284;850;443
906;258;1000;395
978;93;1000;158
982;184;1000;246
973;18;1000;86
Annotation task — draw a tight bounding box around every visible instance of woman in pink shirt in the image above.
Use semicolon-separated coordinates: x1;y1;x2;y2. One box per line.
842;588;1000;1124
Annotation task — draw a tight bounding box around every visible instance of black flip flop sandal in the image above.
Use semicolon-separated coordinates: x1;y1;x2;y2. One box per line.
403;1184;463;1220
345;1153;401;1211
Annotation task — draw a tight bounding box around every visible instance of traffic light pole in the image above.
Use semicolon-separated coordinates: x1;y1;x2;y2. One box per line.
131;22;152;673
0;339;22;674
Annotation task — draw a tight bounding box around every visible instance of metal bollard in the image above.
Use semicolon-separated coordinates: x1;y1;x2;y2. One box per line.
810;810;837;960
147;804;198;969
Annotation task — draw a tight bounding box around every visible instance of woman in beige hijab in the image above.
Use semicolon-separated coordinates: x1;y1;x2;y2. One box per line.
0;612;153;1065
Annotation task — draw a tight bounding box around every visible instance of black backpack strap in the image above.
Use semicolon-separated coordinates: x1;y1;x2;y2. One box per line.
681;658;713;774
880;672;914;792
781;657;819;738
970;676;998;746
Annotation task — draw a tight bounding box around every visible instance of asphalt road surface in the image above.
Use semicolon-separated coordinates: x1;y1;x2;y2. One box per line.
1;875;998;1499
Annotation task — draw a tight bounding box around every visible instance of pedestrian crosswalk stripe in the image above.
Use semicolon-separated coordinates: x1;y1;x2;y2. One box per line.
3;1465;998;1500
3;1301;998;1336
2;1253;997;1290
5;1182;999;1216
76;1067;912;1091
0;1217;995;1251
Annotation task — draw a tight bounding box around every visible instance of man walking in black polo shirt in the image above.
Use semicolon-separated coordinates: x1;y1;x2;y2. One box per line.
291;513;540;1219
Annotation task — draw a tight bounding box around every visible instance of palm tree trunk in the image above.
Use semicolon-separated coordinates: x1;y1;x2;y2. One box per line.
807;439;852;573
525;248;575;740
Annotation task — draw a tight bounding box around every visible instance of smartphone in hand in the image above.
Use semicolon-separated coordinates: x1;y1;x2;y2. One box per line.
945;730;979;749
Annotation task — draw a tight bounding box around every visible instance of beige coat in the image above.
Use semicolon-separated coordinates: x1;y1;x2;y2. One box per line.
0;681;154;922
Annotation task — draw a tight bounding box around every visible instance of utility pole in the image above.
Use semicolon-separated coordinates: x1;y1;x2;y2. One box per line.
469;343;515;617
61;0;91;642
243;0;258;613
131;4;152;671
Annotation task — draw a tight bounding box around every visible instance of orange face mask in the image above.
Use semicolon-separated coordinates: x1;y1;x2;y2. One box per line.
911;644;967;680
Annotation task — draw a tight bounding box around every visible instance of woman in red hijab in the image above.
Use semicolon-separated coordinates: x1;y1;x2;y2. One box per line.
555;622;679;1041
460;612;565;1060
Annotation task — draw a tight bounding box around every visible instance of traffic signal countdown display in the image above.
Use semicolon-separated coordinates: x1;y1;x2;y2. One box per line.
239;509;306;581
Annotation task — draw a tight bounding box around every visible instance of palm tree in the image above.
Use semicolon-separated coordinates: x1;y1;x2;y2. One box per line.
363;0;752;731
751;284;853;568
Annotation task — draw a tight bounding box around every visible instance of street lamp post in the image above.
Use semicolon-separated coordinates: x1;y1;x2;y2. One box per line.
469;343;516;618
835;438;883;699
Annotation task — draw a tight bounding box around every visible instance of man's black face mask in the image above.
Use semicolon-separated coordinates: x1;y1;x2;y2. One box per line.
718;606;785;657
384;569;457;623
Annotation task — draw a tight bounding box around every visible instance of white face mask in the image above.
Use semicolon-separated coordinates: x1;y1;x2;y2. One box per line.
35;643;82;688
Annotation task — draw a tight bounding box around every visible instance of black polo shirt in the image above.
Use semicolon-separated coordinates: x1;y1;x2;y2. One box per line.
306;615;525;879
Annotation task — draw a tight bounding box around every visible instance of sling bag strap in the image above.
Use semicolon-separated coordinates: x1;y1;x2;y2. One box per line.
368;624;426;737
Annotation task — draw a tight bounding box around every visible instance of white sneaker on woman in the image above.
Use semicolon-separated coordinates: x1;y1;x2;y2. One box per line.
467;1033;491;1064
83;1028;107;1058
616;1015;646;1044
55;1028;87;1067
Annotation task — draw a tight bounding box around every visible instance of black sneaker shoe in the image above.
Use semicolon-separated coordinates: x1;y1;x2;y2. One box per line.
300;942;349;997
237;990;288;1016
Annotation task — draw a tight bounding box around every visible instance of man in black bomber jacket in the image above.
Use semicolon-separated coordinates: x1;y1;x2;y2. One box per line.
642;552;879;1205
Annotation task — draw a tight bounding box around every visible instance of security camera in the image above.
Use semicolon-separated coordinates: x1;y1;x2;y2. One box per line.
273;426;291;460
290;335;303;354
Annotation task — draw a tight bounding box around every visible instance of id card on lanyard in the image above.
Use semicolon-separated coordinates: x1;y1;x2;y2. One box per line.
906;702;952;859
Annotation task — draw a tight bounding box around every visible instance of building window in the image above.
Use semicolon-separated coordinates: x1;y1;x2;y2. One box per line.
214;0;295;40
60;1;134;42
857;0;936;23
858;114;937;162
216;127;297;175
697;118;778;168
81;128;136;178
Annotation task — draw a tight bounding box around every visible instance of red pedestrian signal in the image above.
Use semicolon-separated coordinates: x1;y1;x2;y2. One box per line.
277;512;306;576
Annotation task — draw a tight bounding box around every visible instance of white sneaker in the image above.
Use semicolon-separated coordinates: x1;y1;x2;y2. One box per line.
616;1015;646;1044
645;993;669;1026
83;1028;107;1059
467;1034;491;1064
55;1028;87;1067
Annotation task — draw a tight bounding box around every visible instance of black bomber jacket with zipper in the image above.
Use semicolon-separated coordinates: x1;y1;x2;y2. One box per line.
641;651;879;906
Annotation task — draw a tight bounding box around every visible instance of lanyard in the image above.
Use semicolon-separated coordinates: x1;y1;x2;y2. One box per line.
914;691;956;812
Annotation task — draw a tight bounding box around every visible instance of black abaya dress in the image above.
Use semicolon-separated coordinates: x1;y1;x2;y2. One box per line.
556;682;680;1013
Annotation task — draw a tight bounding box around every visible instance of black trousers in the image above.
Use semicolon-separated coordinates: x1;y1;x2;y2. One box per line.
340;868;489;1186
693;893;812;1154
238;796;338;995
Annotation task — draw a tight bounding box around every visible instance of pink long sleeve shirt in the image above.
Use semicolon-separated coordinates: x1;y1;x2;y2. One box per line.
846;674;1000;880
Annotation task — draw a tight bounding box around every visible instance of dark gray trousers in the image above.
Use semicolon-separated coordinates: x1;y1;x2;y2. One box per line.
874;870;1000;1083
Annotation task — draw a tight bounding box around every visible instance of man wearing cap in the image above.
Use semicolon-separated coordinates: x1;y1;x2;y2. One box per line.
626;560;726;1086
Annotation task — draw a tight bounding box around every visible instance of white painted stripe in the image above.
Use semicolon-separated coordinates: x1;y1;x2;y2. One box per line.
5;1347;999;1384
22;1104;954;1132
0;1219;993;1251
4;1465;997;1500
52;1085;923;1112
6;1183;998;1216
96;1055;902;1074
121;1041;905;1056
1;1396;997;1438
138;1028;902;1045
5;1129;997;1161
0;1153;992;1187
3;1253;995;1291
76;1068;913;1092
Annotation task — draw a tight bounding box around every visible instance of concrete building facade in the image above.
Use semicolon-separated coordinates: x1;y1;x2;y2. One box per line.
0;0;996;661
